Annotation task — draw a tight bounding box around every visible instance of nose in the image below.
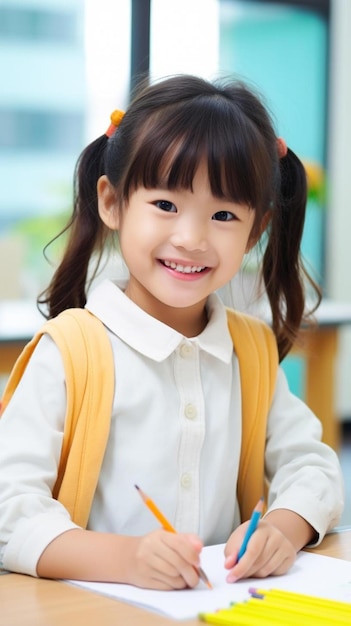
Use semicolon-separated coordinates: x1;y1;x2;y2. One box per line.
170;216;209;252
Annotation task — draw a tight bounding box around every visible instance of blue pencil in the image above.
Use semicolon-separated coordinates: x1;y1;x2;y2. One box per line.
237;497;264;560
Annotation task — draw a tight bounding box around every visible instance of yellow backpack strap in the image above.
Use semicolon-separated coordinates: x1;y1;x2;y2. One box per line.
49;309;115;527
226;308;278;522
1;309;114;528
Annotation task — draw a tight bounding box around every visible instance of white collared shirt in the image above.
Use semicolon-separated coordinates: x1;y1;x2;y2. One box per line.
86;280;241;540
0;280;344;576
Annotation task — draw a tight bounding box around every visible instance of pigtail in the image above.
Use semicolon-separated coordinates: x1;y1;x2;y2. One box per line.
262;148;321;361
38;135;109;318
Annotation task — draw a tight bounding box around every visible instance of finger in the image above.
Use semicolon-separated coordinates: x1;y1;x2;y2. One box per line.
224;522;250;558
226;532;270;581
244;530;295;578
173;533;203;563
186;533;204;549
224;553;237;569
270;552;295;576
150;565;188;590
163;540;201;588
245;543;281;579
227;539;295;582
178;563;200;589
137;549;190;590
226;540;269;582
150;536;201;588
151;556;199;590
254;546;295;578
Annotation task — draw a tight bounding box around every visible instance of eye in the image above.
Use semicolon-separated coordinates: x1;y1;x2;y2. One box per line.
153;200;177;213
212;210;237;222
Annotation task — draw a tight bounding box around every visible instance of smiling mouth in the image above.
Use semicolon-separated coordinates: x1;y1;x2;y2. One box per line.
161;260;207;274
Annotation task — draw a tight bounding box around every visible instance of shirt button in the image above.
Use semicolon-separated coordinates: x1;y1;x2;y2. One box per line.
180;473;192;488
179;342;193;358
184;403;197;420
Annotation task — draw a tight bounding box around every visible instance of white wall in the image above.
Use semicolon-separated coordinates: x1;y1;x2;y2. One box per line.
150;0;219;80
84;0;131;140
327;0;351;419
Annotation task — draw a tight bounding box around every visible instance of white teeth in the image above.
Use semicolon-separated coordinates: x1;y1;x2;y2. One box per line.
163;260;206;273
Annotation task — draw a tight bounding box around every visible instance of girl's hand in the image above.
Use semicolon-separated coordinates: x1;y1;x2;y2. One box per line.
224;519;296;582
129;529;203;590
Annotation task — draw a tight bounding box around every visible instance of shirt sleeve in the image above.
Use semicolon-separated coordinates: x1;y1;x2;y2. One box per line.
0;335;79;576
264;367;345;545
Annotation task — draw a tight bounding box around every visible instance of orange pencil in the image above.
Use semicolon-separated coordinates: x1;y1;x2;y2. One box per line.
135;484;213;589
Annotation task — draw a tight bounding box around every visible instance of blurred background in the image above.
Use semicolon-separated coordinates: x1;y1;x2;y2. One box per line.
0;0;350;521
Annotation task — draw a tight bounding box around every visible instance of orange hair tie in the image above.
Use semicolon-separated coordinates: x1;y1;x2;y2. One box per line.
276;137;288;159
105;109;125;137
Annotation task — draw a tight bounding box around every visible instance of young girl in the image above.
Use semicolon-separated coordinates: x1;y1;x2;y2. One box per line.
0;75;344;590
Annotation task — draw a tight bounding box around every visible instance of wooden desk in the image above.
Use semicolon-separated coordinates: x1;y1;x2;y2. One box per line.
292;300;351;451
1;299;351;450
1;530;350;626
294;325;339;449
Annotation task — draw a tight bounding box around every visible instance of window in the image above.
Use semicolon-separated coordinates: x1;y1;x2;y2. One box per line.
0;6;77;44
0;108;84;152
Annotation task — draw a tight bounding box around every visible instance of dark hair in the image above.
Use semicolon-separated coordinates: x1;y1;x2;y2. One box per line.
38;74;320;361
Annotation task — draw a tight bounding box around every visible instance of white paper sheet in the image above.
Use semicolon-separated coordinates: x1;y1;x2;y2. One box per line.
66;545;351;620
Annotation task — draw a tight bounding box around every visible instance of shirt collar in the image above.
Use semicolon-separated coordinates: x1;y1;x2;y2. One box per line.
86;279;233;363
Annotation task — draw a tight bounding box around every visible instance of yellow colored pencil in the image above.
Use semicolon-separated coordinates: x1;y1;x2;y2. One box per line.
134;484;212;589
250;588;351;613
245;599;349;625
214;602;336;626
199;609;281;626
247;595;351;621
200;589;351;626
200;602;348;626
204;605;297;625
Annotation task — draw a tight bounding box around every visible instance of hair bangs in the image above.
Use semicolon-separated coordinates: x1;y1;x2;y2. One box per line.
121;95;273;212
121;107;207;197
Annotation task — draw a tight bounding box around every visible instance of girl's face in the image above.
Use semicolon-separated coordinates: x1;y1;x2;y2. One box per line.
98;164;256;335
